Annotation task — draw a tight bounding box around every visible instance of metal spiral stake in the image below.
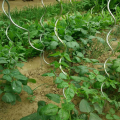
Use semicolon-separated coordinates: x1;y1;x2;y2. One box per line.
40;0;50;67
91;6;95;15
2;0;44;64
2;0;15;57
54;0;69;99
101;6;106;18
115;3;120;10
54;0;67;75
101;0;116;98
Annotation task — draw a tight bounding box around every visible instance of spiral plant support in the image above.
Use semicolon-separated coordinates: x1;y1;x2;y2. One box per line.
101;0;116;99
54;0;73;99
40;0;50;66
2;0;70;99
2;0;43;64
2;0;119;102
54;0;67;98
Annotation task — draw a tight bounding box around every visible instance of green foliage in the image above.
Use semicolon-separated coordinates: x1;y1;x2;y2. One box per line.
1;1;120;119
0;45;32;104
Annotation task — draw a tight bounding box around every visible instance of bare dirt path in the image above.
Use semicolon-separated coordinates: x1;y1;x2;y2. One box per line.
0;0;68;12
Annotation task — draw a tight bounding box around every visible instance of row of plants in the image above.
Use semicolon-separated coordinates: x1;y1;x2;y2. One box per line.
0;0;120;120
21;1;120;120
0;0;83;21
0;44;36;104
80;0;120;12
1;6;120;59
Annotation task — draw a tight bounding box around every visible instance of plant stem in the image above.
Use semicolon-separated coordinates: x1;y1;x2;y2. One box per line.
69;110;71;120
33;83;49;91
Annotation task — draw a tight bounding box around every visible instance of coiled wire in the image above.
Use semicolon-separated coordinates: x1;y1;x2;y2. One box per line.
2;0;43;57
54;0;73;99
40;0;50;66
101;0;116;98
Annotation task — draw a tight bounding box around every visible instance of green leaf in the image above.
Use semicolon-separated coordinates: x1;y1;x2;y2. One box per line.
79;99;91;113
78;66;89;75
93;103;103;114
64;53;72;62
93;81;101;89
105;81;110;87
50;41;58;49
50;51;61;56
113;59;120;69
59;73;67;79
106;114;113;119
75;28;88;35
81;87;97;98
93;69;99;75
113;100;119;109
58;109;69;120
80;38;87;45
0;65;4;70
2;69;10;74
55;77;63;84
28;79;36;83
0;57;8;63
66;41;79;50
61;62;69;67
118;88;120;92
96;75;106;82
0;89;3;95
40;103;58;116
74;57;81;63
51;61;60;68
62;102;75;110
116;66;120;72
46;94;60;103
64;35;73;41
14;74;28;80
110;82;117;89
3;75;12;82
96;37;105;43
109;108;115;114
11;81;22;94
30;30;38;38
91;59;99;63
57;81;69;88
42;73;55;77
52;35;59;41
10;69;20;76
2;93;16;103
76;52;84;58
20;112;41;120
16;63;24;68
23;85;33;95
113;115;120;119
89;72;96;79
78;114;88;120
65;87;75;102
16;94;21;102
38;101;46;107
70;76;82;82
4;85;13;92
89;113;102;120
83;58;91;63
